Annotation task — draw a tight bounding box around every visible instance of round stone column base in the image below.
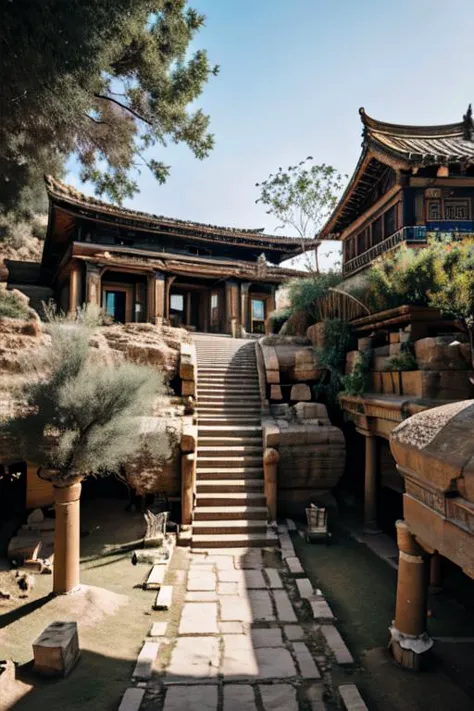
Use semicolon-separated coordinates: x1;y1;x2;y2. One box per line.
389;625;433;671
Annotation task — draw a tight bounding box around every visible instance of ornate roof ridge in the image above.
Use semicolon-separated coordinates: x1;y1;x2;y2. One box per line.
44;175;319;247
359;106;469;139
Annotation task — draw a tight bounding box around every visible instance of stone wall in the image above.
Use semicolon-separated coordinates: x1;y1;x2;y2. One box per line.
259;336;322;404
263;402;346;516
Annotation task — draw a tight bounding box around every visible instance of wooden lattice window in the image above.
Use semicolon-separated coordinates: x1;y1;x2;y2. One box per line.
444;198;470;220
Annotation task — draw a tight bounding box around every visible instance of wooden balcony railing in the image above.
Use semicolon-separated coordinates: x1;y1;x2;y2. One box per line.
342;227;427;278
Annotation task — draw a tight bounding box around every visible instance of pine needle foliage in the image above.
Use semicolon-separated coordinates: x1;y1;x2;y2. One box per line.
3;324;167;484
1;1;218;213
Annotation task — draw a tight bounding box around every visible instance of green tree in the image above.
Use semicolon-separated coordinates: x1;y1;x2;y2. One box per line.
255;159;346;271
3;321;171;592
1;1;218;214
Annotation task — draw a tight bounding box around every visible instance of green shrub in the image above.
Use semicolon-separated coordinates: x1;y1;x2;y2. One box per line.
0;289;30;319
286;271;341;323
341;349;372;396
313;318;353;412
384;348;417;372
268;308;291;334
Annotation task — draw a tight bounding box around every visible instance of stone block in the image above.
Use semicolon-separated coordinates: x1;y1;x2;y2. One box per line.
145;565;165;590
294;402;330;423
284;624;305;641
274;589;297;622
251;627;283;647
321;625;354;665
132;641;159;680
255;647;297;678
415;337;470;370
267;369;280;384
339;684;368;711
263;421;280;448
178;602;218;635
290;384;311;401
118;688;145;711
357;337;372;351
154;585;172;610
271;404;290;418
293;368;320;382
248;590;275;621
149;622;167;637
223;685;256;710
164;685;218;709
244;570;266;588
181;379;196;397
261;345;280;371
373;356;391;371
381;371;402;395
187;571;216;591
179;342;196;381
166;637;219;681
260;683;298;711
401;370;474;399
345;350;362;375
270;384;283;401
307;322;326;348
389;331;400;344
389;342;401;356
221;634;258;678
292;642;320;678
373;345;389;356
185;591;217;602
310;599;334;620
219;621;245;634
33;621;80;677
265;568;283;588
286;556;304;575
181;422;197;453
296;578;314;599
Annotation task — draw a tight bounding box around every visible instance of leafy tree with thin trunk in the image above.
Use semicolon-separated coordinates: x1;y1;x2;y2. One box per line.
3;322;172;593
1;1;218;214
255;159;346;271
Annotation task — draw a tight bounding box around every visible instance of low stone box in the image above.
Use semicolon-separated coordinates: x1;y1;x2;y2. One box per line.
33;621;80;677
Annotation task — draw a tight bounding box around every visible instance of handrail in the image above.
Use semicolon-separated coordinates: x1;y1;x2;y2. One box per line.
343;227;427;278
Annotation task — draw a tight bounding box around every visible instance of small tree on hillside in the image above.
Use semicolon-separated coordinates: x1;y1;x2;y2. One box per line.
4;323;169;593
255;159;346;271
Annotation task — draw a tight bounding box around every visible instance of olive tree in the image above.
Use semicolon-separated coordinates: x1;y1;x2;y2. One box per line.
4;323;170;593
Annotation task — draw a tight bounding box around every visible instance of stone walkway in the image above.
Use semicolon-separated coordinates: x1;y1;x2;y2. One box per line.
130;543;339;711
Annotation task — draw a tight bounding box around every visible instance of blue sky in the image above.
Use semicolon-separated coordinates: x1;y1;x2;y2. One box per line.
68;0;474;270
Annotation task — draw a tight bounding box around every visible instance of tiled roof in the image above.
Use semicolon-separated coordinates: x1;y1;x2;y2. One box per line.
361;106;474;163
45;176;318;252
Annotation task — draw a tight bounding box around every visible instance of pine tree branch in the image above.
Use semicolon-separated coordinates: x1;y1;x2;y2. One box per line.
94;93;152;126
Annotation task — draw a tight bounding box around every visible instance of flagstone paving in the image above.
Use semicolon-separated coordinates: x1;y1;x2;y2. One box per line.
137;546;339;710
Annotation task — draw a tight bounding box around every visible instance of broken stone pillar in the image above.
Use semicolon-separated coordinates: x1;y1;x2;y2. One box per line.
389;520;432;670
363;435;380;534
264;447;279;522
53;480;82;595
85;264;101;307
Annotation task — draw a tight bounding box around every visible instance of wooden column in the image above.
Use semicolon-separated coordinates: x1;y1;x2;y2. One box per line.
389;520;432;669
85;264;101;307
240;282;250;334
225;280;239;336
185;292;192;327
53;480;82;595
265;287;276;335
151;272;165;324
68;262;81;316
165;276;177;320
364;435;380;534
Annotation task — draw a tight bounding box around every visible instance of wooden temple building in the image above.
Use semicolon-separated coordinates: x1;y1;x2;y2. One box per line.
320;106;474;280
38;176;315;334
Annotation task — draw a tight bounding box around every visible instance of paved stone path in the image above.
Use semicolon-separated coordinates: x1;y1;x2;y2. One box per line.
137;546;331;711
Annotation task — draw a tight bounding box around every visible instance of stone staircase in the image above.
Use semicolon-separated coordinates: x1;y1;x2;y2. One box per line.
192;334;276;549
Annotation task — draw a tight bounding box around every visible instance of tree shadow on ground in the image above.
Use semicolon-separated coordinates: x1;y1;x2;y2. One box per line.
0;594;54;630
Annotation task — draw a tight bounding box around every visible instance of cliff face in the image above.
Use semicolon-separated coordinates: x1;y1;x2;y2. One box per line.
0;314;189;496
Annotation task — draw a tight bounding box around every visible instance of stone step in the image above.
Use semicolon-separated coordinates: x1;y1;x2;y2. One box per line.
192;531;278;549
198;393;261;400
198;417;262;427
192;519;267;535
198;425;262;433
197;386;258;393
197;366;258;372
196;491;266;506
197;456;263;468
197;445;263;455
198;436;262;447
193;505;267;521
196;467;263;480
197;378;259;385
196;479;264;493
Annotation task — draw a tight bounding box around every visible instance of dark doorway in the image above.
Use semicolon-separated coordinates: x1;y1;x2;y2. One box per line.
104;290;126;322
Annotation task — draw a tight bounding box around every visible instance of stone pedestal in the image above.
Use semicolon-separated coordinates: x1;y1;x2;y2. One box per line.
53;481;82;595
389;520;432;670
33;621;80;677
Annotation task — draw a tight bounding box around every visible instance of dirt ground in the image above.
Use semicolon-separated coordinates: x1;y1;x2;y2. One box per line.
293;519;474;711
0;499;159;711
